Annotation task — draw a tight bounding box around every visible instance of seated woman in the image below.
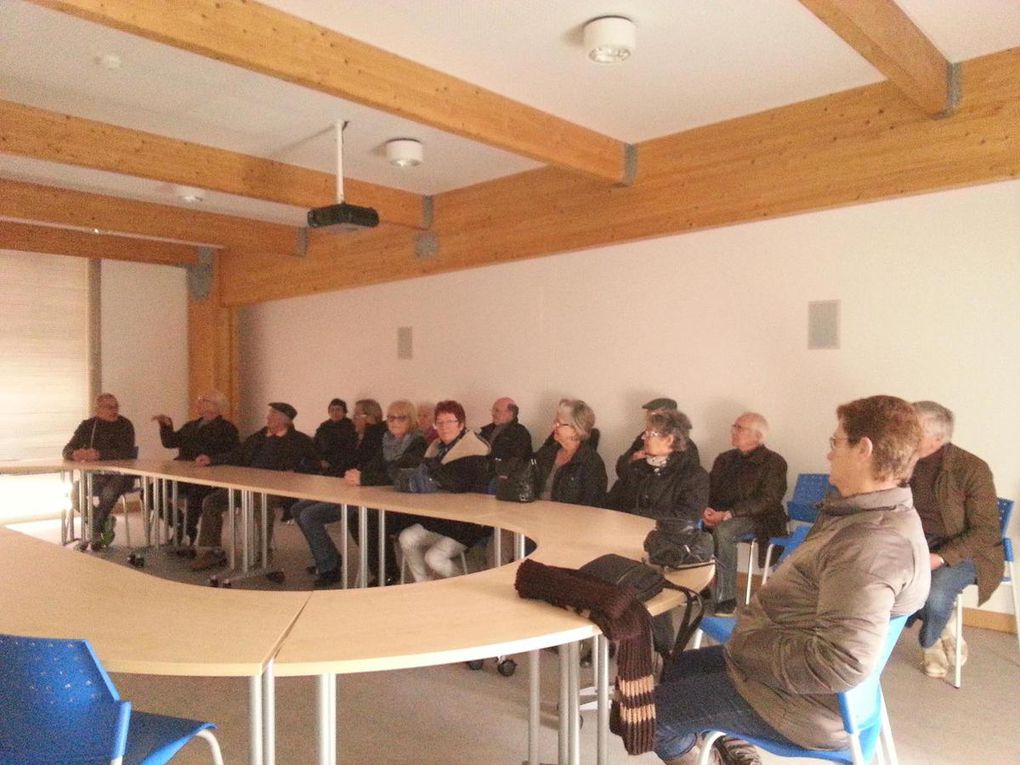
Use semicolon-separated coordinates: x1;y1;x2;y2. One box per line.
606;409;708;655
152;390;240;548
291;398;387;587
606;409;707;522
344;399;427;585
653;395;930;765
398;400;491;582
533;398;607;507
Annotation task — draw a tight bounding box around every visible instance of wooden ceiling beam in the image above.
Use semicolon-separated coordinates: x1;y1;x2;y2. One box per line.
0;100;425;229
0;178;298;257
0;220;200;266
29;0;629;183
799;0;955;116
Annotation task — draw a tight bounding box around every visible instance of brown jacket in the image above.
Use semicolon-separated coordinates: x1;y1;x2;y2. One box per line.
929;443;1002;604
724;486;930;750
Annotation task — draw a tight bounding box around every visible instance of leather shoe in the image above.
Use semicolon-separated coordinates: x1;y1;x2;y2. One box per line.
313;569;341;588
190;549;227;571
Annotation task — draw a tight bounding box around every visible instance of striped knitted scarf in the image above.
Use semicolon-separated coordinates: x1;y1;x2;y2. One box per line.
514;558;656;754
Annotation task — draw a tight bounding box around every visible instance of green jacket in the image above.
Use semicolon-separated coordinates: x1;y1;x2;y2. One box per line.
931;443;1003;604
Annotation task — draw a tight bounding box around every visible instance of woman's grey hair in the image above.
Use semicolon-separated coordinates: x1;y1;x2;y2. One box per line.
648;410;692;452
355;398;384;424
913;400;954;442
556;398;596;442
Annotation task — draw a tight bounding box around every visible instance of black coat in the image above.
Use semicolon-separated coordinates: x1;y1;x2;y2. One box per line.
615;432;701;477
159;416;239;461
209;426;319;474
354;422;388;472
479;420;533;465
708;445;788;542
533;440;607;508
314;417;358;476
606;449;708;523
63;416;135;460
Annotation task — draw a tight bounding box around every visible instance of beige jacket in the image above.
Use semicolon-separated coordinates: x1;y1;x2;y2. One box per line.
725;486;930;750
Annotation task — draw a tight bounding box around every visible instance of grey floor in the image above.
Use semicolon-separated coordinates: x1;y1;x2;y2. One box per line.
9;515;1020;765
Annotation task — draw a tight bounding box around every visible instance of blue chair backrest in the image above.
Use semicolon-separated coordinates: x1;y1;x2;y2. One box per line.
775;525;812;565
998;498;1014;566
0;634;131;764
836;614;909;758
787;473;831;523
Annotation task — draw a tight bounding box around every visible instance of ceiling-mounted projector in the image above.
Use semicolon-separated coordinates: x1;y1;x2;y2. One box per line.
309;120;380;232
307;202;379;230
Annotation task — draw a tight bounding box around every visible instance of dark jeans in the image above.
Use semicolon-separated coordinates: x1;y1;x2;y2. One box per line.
655;645;792;760
74;474;135;533
293;500;343;574
916;558;977;648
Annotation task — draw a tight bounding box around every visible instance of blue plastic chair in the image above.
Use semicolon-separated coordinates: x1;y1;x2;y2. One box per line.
0;634;224;765
740;473;830;603
694;614;910;765
950;497;1017;688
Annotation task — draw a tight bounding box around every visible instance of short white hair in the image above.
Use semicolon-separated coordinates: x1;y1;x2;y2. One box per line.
913;401;954;442
740;412;769;441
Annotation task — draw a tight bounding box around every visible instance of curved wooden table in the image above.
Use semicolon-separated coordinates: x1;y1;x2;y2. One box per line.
0;459;713;765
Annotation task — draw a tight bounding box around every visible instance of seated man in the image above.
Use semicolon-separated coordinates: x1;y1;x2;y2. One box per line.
63;393;136;552
478;396;533;474
701;412;788;615
654;395;930;765
152;390;240;547
190;401;319;571
910;401;1002;680
615;397;700;477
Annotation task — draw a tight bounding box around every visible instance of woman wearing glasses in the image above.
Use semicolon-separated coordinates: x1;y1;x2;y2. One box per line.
606;409;708;522
398;400;492;581
532;398;607;508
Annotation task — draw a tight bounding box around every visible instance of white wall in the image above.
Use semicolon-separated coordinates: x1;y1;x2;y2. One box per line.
239;180;1020;614
101;260;189;460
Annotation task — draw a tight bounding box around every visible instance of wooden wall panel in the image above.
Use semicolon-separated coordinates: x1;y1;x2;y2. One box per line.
219;49;1020;306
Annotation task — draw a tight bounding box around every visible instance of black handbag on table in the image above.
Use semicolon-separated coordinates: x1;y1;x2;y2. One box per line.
643;518;715;569
494;458;538;503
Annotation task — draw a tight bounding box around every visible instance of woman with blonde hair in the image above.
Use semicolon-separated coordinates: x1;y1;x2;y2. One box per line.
532;398;607;507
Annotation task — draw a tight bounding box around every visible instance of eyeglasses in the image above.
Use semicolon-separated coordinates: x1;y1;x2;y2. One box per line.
828;436;850;450
553;420;574;429
435;418;461;427
353;413;368;419
97;403;118;410
731;423;751;432
642;430;666;439
386;415;409;422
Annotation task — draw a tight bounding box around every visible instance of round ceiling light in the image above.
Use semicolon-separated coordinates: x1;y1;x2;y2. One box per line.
583;16;636;64
385;138;423;168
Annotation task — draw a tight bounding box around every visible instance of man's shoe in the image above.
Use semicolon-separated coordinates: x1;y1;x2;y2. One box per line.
190;549;227;572
714;735;762;765
90;540;106;552
714;599;737;617
305;564;318;575
922;640;950;678
313;569;341;588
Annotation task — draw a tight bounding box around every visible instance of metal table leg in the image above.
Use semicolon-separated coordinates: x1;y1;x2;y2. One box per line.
249;672;263;765
596;634;610;765
528;649;540;765
317;673;337;765
340;504;350;589
357;505;368;588
263;660;275;765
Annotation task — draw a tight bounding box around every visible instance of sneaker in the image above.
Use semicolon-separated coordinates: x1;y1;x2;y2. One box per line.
190;549;227;572
714;599;737;617
922;640;950;678
99;516;116;547
714;735;762;765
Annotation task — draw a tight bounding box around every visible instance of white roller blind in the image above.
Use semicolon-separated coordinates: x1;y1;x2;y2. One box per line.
0;250;90;460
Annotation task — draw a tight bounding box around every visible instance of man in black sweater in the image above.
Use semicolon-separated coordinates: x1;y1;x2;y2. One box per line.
63;393;136;551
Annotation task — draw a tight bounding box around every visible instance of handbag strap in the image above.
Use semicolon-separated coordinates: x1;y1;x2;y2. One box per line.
662;584;704;659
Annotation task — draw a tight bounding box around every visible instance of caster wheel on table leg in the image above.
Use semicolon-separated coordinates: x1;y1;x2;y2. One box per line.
497;658;517;677
466;660;484;671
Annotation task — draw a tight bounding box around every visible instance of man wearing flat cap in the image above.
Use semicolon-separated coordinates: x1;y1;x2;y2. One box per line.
191;401;320;570
615;397;701;477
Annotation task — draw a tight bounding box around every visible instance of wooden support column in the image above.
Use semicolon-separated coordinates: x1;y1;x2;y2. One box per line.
187;253;239;422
